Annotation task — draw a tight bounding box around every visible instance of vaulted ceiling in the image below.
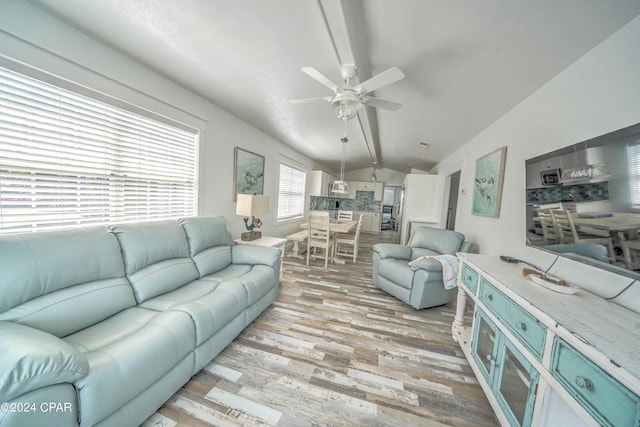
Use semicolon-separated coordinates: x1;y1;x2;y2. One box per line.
31;0;640;173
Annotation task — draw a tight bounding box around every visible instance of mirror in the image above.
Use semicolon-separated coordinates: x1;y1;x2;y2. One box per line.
525;122;640;280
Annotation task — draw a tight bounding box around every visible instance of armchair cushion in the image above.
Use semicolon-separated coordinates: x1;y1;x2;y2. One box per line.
0;321;89;403
372;243;412;260
408;226;465;255
410;248;441;259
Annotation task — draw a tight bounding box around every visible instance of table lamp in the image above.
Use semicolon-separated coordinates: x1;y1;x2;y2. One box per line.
236;194;270;241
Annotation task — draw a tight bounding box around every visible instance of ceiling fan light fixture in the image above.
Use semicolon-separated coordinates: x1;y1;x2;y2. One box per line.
331;92;362;121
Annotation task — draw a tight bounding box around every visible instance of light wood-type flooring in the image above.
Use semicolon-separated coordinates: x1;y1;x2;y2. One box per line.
143;231;497;427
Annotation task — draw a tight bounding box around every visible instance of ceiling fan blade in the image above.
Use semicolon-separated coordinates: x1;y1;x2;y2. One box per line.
289;96;333;104
362;96;403;111
301;67;340;92
354;67;405;94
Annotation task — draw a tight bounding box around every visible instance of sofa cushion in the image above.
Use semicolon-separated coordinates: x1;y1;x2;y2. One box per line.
179;216;234;276
139;280;220;311
192;246;233;278
377;258;416;290
179;216;233;255
0;227;134;336
111;220;200;303
0;322;89;403
0;278;135;337
408;226;465;255
169;279;249;346
201;264;252;281
236;265;278;305
64;307;195;427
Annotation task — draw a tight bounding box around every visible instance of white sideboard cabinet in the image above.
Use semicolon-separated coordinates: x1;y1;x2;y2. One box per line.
452;253;640;427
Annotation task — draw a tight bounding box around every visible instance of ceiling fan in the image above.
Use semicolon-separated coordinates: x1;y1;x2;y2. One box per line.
290;64;405;121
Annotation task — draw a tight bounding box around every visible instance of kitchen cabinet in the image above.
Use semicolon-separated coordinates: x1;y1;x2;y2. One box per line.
374;182;383;201
352;181;383;200
562;200;612;214
356;181;375;191
472;309;539;427
308;170;335;197
453;253;640;427
356;211;381;234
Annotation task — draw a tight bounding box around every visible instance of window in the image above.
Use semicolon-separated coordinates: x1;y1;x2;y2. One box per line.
627;140;640;208
277;161;306;221
0;66;198;233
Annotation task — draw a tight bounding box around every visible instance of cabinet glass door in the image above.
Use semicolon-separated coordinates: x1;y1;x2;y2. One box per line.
472;310;498;382
495;340;539;427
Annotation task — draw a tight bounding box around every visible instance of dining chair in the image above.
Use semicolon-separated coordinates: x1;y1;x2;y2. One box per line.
337;210;353;221
620;238;640;269
307;211;334;269
536;208;559;245
550;209;615;261
335;213;363;263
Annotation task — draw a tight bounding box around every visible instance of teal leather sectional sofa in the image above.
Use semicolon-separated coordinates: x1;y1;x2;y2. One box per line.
0;216;281;427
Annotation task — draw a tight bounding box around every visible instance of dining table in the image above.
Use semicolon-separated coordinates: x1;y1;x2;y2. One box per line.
571;212;640;233
298;218;358;264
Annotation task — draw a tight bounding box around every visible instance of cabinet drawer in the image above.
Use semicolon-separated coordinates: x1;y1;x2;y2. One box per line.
551;338;640;427
461;264;479;294
479;279;546;360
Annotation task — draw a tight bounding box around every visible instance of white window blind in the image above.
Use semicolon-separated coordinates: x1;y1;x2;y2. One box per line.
628;141;640;208
0;66;198;233
277;162;306;220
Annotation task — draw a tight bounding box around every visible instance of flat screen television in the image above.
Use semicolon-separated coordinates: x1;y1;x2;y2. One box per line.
525;121;640;280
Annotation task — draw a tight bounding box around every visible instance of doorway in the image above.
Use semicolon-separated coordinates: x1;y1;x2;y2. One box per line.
382;185;401;239
446;171;461;230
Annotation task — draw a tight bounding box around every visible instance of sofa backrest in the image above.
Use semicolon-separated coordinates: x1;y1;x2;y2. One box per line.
0;227;134;337
110;219;199;303
179;216;233;277
408;226;466;257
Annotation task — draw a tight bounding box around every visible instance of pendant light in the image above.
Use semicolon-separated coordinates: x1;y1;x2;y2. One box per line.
332;122;350;194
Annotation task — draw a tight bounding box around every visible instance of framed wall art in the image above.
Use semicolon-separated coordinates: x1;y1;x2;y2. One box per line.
234;147;265;200
472;146;507;217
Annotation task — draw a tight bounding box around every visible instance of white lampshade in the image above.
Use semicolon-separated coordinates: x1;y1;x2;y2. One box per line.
331;180;350;194
236;194;270;217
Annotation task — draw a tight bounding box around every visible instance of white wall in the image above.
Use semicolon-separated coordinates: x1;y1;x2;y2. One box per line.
433;14;640;268
0;0;319;239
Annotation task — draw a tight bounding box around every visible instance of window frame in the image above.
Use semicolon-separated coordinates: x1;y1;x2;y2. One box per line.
276;159;306;222
627;140;640;209
0;65;199;233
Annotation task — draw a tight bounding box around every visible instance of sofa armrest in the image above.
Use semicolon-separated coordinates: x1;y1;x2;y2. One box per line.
232;245;281;268
0;322;89;402
372;243;412;260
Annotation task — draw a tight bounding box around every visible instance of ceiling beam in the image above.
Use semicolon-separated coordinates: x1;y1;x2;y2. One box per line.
317;0;381;168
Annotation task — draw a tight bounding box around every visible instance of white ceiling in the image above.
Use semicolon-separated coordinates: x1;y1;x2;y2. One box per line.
31;0;640;173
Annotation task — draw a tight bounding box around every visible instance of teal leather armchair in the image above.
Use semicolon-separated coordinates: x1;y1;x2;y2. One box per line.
372;226;472;309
